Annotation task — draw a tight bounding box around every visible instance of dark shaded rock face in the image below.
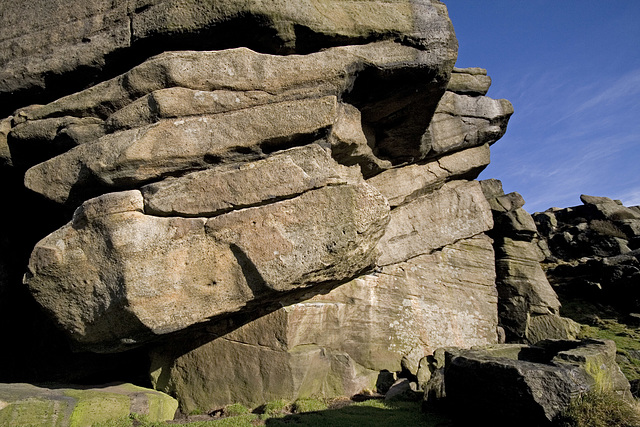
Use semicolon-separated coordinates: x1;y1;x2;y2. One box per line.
0;0;529;414
481;179;579;344
424;339;631;426
534;195;640;314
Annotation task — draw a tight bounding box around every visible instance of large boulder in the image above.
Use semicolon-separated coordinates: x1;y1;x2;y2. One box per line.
24;146;389;352
427;339;631;426
151;234;498;412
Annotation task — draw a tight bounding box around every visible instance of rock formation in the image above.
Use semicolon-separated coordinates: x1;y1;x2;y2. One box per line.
534;195;640;314
4;0;608;420
424;339;631;426
481;179;580;344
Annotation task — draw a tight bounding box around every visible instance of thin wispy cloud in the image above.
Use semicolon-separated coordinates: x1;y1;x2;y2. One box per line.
612;187;640;207
453;2;640;214
550;68;640;126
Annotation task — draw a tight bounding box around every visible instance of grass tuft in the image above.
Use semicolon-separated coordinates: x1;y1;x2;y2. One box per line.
553;390;640;427
292;397;328;413
223;403;249;417
261;399;290;418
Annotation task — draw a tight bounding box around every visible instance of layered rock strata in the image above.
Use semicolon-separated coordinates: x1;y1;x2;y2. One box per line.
0;0;458;117
0;0;521;413
148;75;507;410
26;146;389;352
150;193;498;410
481;180;579;343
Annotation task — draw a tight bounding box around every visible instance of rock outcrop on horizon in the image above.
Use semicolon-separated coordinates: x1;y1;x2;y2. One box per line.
6;0;613;420
534;195;640;314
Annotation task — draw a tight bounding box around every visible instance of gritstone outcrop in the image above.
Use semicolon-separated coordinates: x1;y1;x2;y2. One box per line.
0;0;584;415
534;195;640;315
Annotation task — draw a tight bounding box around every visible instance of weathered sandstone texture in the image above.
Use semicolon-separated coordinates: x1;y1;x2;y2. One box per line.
534;195;640;314
0;0;457;116
26;153;389;351
150;229;498;411
481;179;580;343
0;0;577;416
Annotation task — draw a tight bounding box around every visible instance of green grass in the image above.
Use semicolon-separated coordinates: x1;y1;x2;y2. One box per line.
579;321;640;381
260;399;290;419
176;414;259;427
223;403;250;417
265;399;447;427
87;399;451;427
291;398;328;413
90;413;260;427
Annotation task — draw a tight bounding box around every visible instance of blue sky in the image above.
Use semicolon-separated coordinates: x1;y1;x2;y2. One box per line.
445;1;640;212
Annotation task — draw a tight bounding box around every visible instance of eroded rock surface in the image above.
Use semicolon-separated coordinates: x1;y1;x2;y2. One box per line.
26;147;389;352
481;179;579;343
0;0;457;116
1;0;524;413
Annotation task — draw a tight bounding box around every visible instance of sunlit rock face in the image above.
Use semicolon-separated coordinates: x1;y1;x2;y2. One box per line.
25;150;390;352
2;0;519;410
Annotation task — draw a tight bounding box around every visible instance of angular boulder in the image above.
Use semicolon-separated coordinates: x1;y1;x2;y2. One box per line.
24;147;389;352
482;179;579;343
421;90;513;157
447;67;492;96
140;144;357;217
366;143;490;207
24;96;339;205
376;180;493;266
430;339;631;426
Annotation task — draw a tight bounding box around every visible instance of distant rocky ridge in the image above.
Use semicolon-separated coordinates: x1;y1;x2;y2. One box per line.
0;0;624;423
534;195;640;315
